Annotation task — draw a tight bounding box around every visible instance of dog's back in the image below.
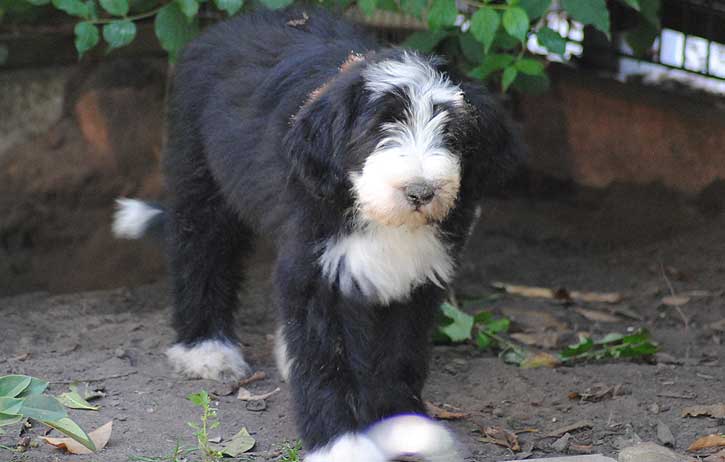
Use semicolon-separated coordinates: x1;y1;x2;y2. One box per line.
164;10;376;231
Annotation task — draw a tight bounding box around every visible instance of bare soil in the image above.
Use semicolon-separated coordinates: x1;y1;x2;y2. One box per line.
1;185;724;462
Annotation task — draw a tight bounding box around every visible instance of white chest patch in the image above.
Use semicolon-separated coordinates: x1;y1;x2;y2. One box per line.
319;224;454;305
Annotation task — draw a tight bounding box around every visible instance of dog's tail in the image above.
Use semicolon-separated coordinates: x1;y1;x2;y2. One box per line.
112;198;166;240
306;414;461;462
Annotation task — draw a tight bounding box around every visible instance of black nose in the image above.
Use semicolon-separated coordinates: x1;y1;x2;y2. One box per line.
405;182;436;207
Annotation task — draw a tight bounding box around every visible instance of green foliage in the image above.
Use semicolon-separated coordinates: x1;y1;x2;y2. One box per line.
280;440;303;462
0;375;95;452
19;0;660;94
186;390;223;462
560;329;659;362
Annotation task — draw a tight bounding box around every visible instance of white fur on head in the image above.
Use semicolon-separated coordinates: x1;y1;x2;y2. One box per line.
166;339;251;382
112;198;162;239
319;223;454;305
355;53;463;228
305;433;386;462
274;325;294;382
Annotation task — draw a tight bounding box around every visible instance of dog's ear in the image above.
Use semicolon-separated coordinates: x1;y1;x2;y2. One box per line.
283;86;358;201
456;82;525;199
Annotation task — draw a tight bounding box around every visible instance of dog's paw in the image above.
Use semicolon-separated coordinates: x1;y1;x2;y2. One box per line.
166;340;251;382
305;434;386;462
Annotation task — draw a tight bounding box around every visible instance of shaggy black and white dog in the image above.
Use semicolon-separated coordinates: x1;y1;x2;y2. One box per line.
113;8;521;461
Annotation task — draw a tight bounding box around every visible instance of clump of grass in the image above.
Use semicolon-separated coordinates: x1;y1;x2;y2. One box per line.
280;440;303;462
186;391;223;462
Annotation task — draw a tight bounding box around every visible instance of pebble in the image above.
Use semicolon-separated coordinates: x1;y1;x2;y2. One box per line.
618;442;689;462
552;433;571;452
656;420;675;447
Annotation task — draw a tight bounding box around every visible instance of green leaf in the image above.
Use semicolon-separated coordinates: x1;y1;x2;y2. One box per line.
501;65;518;91
16;378;49;398
19;395;67;422
403;30;449;53
470;7;500;52
518;0;550;19
52;0;90;17
102;20;136;50
99;0;128;15
483;317;510;334
560;336;594;358
0;413;23;427
25;0;51;4
438;303;474;343
213;0;243;15
458;32;485;64
624;19;658;56
154;3;198;62
476;332;493;350
57;384;100;411
400;0;426;18
427;0;457;31
511;72;550;94
176;0;198;18
0;398;23;416
493;28;520;49
502;6;529;42
537;26;566;55
219;427;255;456
618;0;639;10
561;0;610;39
42;417;96;452
638;0;660;27
595;332;626;345
358;0;376;16
515;57;544;75
187;390;209;407
258;0;293;10
468;53;514;79
74;22;99;57
0;376;32;398
501;348;527;365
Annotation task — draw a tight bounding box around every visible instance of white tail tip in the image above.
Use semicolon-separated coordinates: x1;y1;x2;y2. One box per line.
112;198;162;239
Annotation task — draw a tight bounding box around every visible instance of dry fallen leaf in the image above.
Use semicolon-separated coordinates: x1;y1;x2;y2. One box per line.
568;384;626;402
42;420;112;455
510;332;561;349
239;371;267;386
425;401;469;421
520;352;561;369
500;307;569;333
237;387;280;401
662;295;690;306
682;404;725;419
574;308;623;323
688;434;725;452
492;282;622;304
704;449;725;461
480;426;520;451
546;420;593;437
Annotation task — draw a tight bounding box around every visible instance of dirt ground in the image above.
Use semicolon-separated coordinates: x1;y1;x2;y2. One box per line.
1;185;724;462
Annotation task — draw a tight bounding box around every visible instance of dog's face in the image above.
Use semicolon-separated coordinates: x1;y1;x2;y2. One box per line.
285;50;519;228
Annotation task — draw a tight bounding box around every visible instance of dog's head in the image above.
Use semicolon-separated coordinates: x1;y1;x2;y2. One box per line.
284;50;521;228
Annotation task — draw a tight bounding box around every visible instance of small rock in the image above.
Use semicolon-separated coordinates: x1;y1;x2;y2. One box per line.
552;433;571;452
116;415;128;421
648;403;660;414
115;347;127;358
656;420;675;447
492;408;505;417
246;399;266;412
618;442;688;462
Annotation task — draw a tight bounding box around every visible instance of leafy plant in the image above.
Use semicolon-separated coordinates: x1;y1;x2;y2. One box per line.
186;390;223;462
0;374;96;452
280;439;303;462
16;0;661;93
437;303;659;366
560;329;659;362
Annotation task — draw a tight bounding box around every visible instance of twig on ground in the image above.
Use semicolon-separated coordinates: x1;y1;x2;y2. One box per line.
659;261;689;331
51;371;137;384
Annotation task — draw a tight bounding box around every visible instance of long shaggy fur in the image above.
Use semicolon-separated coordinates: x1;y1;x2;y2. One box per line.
114;8;522;461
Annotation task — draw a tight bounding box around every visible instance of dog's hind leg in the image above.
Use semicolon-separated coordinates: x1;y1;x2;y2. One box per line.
164;194;253;382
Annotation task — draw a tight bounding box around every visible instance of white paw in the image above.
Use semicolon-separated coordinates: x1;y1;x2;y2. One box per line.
166;340;251;382
305;433;386;462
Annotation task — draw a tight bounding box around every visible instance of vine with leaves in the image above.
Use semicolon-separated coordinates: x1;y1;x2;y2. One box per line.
11;0;661;92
